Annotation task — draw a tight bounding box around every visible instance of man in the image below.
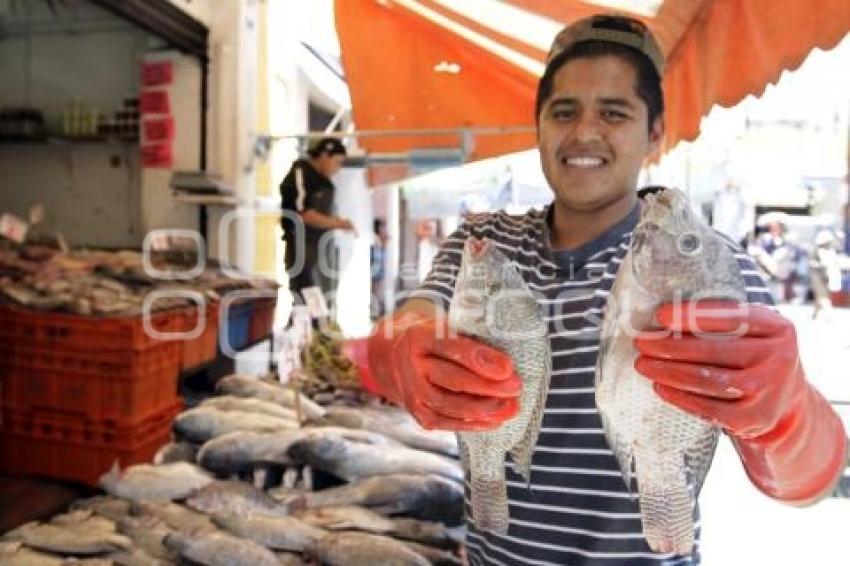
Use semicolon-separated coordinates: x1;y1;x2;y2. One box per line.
367;14;847;565
280;137;355;299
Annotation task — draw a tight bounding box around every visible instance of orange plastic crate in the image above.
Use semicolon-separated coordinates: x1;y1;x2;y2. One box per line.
179;300;220;370
0;305;182;352
0;402;180;486
248;297;277;344
0;342;180;425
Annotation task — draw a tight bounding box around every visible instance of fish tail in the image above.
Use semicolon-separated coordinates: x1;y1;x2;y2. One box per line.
635;446;695;555
469;474;510;534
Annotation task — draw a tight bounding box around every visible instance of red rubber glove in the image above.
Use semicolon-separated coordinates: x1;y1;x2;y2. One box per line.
634;300;847;504
367;308;521;431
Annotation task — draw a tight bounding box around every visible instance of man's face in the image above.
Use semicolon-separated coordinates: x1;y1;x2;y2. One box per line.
316;153;345;178
537;55;663;213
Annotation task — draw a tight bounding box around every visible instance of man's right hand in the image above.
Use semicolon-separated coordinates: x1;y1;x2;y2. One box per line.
337;218;358;238
367;306;521;431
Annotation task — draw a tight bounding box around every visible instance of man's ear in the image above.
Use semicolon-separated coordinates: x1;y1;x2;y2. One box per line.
648;115;664;152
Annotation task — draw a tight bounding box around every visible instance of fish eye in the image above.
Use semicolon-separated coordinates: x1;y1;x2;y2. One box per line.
677;233;702;255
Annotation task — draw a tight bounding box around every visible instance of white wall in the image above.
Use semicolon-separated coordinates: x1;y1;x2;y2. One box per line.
139;51;202;236
0;0;155;248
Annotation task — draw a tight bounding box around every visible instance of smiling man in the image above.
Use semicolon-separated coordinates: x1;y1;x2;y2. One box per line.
367;14;846;565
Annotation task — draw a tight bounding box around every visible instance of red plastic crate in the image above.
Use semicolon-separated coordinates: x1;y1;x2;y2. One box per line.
0;305;182;352
180;300;220;370
0;402;181;486
248;297;277;344
0;342;180;425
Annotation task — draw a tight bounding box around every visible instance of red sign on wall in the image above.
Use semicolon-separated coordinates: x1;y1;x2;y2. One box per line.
141;61;174;87
141;142;173;168
139;90;170;114
143;116;175;142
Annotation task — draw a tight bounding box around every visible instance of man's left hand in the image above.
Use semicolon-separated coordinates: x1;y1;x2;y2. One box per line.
634;300;847;504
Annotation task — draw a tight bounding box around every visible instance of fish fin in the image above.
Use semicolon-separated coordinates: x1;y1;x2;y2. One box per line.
469;472;510;534
98;460;122;493
509;341;551;487
634;444;696;556
688;428;720;497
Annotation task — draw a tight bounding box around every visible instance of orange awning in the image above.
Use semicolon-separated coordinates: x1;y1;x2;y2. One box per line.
335;0;850;161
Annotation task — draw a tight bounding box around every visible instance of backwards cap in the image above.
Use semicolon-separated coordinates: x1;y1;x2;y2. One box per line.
547;14;664;76
308;137;347;157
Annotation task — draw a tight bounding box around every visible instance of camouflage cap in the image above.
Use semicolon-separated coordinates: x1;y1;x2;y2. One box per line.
547;14;664;76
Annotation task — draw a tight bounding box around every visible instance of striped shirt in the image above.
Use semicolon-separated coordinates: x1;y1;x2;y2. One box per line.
409;202;772;565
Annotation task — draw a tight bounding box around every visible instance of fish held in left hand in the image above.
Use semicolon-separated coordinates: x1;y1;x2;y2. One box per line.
448;237;551;534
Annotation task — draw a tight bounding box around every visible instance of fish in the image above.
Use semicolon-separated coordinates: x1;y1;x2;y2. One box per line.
400;540;463;566
210;511;327;552
312;531;430;566
48;509;115;533
129;500;216;534
197;427;394;477
153;441;200;465
0;541;64;566
323;405;459;458
70;495;131;523
389;517;460;549
287;430;462;483
274;473;464;526
172;406;298;443
215;373;326;420
596;187;744;554
116;515;177;561
107;546;172;566
448;237;551;533
201;395;301;421
163;529;280;566
99;461;213;502
185;480;297;517
295;505;397;533
4;521;132;555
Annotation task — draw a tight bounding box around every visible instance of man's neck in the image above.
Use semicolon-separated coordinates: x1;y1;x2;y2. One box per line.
549;193;638;250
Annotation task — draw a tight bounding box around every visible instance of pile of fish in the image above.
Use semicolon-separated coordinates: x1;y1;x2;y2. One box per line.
0;373;465;565
0;238;276;316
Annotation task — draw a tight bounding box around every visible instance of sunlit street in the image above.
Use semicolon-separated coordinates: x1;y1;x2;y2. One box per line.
700;305;850;565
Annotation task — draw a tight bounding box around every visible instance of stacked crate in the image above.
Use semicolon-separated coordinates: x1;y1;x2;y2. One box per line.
0;305;186;485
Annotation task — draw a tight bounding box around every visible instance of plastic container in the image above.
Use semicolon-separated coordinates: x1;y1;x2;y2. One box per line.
223;300;253;351
0;341;181;425
0;305;181;352
0;401;180;486
179;301;220;370
248;297;277;344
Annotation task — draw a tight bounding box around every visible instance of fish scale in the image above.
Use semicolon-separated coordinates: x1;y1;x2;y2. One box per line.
596;187;745;555
449;237;551;534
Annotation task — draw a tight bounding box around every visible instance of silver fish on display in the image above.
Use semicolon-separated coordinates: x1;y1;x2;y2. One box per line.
98;461;213;502
448;237;551;533
596;187;746;555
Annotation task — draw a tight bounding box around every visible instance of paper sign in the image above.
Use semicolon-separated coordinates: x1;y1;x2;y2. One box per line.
141;61;174;87
0;213;28;243
139;90;170;114
300;286;329;319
